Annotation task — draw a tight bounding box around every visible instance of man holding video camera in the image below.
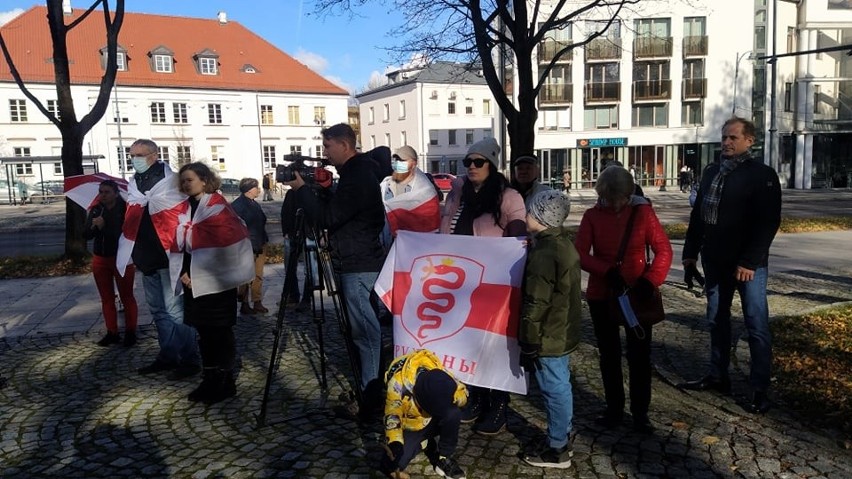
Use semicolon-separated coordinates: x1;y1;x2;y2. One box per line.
283;123;386;418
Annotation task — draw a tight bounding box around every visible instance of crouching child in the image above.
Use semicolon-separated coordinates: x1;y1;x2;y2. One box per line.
381;349;468;479
518;190;582;469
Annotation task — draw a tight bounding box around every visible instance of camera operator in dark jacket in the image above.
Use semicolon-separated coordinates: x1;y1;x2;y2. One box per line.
282;123;386;418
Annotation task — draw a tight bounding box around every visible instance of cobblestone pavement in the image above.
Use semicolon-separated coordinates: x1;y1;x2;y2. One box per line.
2;197;852;477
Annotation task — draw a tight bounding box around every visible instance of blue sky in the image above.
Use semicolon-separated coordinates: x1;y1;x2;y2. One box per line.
0;0;405;93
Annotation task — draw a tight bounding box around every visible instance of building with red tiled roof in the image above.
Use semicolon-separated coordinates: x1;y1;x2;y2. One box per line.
0;4;348;187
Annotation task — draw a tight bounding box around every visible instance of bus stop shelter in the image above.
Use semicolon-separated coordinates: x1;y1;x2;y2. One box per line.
0;155;103;205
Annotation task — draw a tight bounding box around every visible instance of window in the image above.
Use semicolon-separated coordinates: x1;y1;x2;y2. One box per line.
448;130;457;146
429;130;439;146
448;102;456;115
150;102;166;123
483;99;491;115
288;105;300;125
368;106;375;124
9;99;27;122
632;103;668;127
385;133;391;148
483;129;492;138
399;100;406;119
261;105;274;125
784;82;793;112
153;54;173;73
814;85;821;114
157;146;170;164
47;99;59;119
466;129;474;145
176;146;192;165
682;101;703;126
199;57;217;75
263;145;277;168
290;145;302;156
584;105;619;129
634;18;671;38
117;146;131;172
400;131;407;146
208;103;222;124
315;145;325;158
755;26;766;51
383;103;390;122
211;145;225;171
538;107;572;130
683;59;704;80
13;146;31;157
314;106;326;125
53;163;62;175
14;163;33;176
683;17;706;37
173;103;188;123
465;100;474;114
116;52;127;71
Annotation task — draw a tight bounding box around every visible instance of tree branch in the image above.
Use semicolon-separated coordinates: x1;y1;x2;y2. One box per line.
67;0;106;30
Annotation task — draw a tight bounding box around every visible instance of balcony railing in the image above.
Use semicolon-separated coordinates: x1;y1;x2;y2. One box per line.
682;78;707;99
633;80;671;101
585;82;621;102
683;36;708;56
633;37;673;58
540;83;573;104
585;37;622;61
538;40;573;63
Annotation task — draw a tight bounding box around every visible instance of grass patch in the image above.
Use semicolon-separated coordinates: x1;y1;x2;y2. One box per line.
0;255;91;279
772;305;852;435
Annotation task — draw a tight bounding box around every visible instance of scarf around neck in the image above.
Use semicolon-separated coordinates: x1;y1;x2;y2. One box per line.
701;152;751;225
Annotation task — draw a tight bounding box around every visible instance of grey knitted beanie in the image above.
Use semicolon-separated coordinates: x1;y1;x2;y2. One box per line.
528;189;571;229
466;137;501;167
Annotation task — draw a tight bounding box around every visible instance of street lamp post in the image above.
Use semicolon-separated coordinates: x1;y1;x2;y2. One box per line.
732;51;753;116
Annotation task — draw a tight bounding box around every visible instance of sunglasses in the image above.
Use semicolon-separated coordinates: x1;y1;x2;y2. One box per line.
463;157;488;168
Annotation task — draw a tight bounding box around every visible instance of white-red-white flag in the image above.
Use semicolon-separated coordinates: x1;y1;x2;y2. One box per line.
172;192;255;297
382;169;440;236
374;231;529;394
116;165;186;278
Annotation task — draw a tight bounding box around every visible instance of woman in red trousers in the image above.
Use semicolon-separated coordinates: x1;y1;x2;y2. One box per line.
85;180;139;347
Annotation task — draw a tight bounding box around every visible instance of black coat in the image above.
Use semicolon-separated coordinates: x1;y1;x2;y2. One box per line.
231;194;268;253
84;198;127;257
297;153;386;273
131;162;170;274
683;158;782;271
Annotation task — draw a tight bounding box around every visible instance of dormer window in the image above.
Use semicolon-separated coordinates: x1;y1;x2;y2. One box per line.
99;44;128;71
194;48;220;76
148;46;175;73
154;55;172;73
241;64;258;74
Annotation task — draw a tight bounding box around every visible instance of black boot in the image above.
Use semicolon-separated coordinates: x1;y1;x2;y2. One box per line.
188;368;219;402
474;392;508;435
202;369;236;405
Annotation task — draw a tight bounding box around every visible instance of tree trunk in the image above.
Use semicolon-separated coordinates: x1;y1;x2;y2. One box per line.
62;129;87;263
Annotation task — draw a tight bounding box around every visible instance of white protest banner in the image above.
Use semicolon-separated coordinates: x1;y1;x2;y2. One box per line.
374;231;529;394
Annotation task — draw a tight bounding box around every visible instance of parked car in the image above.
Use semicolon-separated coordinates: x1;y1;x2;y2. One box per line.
0;180;24;205
220;178;241;196
431;173;456;191
30;180;65;203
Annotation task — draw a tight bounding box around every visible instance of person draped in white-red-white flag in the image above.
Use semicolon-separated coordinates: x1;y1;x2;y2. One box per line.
374;230;529;394
380;146;441;243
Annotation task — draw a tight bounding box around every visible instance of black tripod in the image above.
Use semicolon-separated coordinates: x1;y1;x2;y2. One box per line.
255;209;363;427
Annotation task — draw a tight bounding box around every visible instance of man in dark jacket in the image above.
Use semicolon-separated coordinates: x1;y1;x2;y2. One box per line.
283;123;386;416
679;117;782;415
126;139;200;379
231;177;269;314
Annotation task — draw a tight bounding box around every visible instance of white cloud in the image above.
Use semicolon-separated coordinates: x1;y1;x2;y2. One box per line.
294;48;329;73
0;8;24;26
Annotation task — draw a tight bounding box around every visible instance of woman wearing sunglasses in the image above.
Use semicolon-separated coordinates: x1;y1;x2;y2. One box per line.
439;137;526;435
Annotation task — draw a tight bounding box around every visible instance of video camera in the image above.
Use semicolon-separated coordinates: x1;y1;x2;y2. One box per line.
276;155;333;187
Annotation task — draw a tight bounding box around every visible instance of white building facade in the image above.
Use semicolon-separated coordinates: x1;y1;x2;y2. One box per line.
0;6;348;189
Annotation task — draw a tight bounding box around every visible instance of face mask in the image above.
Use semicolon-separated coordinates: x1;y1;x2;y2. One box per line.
131;156;151;173
393;160;410;174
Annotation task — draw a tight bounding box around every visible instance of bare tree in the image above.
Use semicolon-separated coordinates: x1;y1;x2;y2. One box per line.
315;0;639;158
0;0;124;263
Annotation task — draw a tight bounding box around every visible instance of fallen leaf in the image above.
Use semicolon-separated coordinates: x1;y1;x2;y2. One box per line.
671;421;688;430
702;436;720;445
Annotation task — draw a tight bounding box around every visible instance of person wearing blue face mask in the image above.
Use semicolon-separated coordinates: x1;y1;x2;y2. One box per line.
119;139;201;381
379;146;442;249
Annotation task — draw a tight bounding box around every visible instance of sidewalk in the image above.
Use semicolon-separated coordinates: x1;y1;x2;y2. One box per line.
1;230;851;477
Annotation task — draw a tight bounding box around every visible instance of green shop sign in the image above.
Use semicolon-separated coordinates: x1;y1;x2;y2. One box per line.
576;137;628;148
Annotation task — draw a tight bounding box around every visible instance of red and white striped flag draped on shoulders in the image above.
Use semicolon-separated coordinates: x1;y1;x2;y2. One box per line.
381;168;441;236
172;192;255;297
116;165;186;280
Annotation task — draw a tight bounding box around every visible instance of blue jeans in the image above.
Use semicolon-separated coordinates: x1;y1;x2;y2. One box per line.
339;271;382;391
703;264;771;391
534;355;573;449
142;268;199;366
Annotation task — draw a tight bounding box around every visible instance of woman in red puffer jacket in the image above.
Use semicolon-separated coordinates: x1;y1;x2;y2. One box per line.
575;165;672;434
